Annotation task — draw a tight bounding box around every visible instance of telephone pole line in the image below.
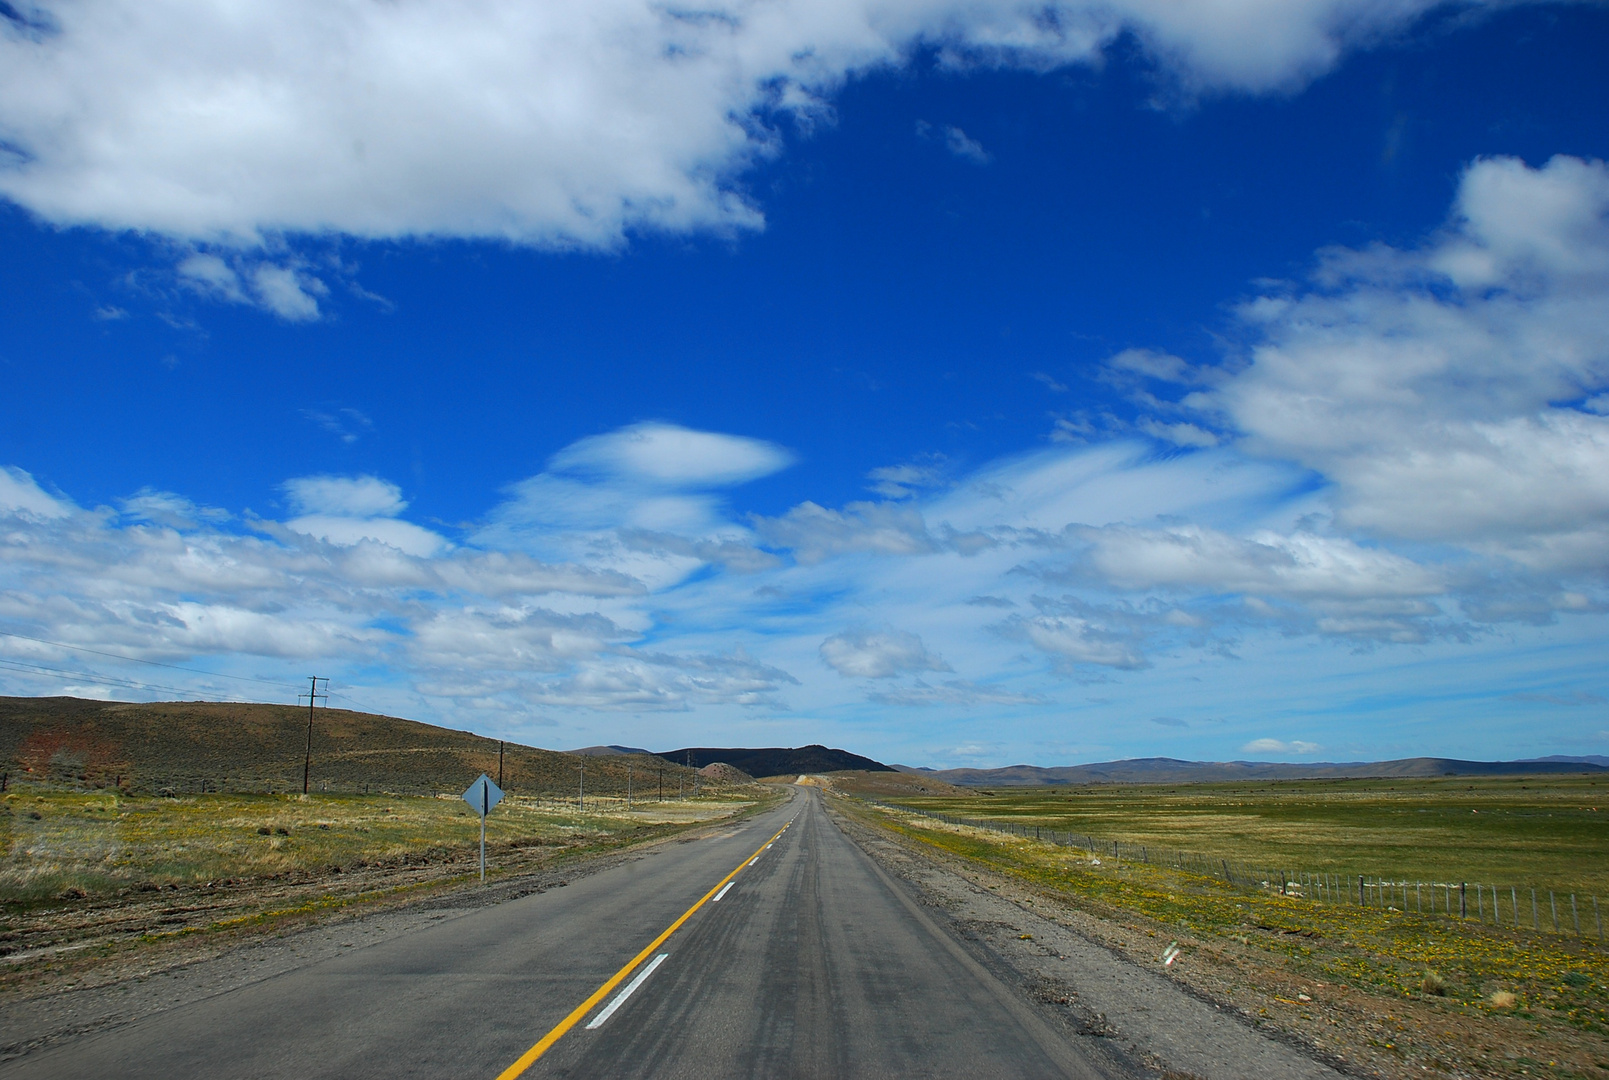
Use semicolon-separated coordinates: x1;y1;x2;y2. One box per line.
299;676;328;795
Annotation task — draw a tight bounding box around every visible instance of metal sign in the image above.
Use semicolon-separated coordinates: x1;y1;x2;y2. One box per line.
463;773;505;816
462;773;505;883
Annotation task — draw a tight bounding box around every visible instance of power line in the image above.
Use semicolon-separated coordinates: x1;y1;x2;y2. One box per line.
0;656;238;700
0;628;372;712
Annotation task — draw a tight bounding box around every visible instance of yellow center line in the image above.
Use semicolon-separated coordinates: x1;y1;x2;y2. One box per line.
495;819;793;1080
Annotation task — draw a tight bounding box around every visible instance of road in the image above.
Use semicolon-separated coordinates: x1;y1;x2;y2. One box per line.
3;786;1115;1079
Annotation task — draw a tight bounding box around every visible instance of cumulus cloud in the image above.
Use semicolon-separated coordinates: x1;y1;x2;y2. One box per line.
820;628;951;678
1177;155;1609;570
0;465;790;718
1241;738;1322;755
0;0;1488;253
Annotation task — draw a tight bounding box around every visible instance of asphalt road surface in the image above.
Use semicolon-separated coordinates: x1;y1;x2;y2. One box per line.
4;787;1117;1079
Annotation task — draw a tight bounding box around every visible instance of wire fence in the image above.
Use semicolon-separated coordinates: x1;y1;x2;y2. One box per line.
865;798;1605;943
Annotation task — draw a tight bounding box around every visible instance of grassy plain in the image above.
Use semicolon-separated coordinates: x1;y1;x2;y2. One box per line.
842;775;1609;1079
0;783;772;980
862;774;1609;896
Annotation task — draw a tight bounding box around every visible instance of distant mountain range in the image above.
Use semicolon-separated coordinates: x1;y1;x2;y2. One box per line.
892;755;1609;786
650;745;894;778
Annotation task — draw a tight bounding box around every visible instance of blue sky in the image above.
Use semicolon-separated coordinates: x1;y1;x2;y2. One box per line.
1;0;1607;767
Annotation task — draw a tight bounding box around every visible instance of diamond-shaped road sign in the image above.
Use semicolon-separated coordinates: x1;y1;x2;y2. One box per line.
462;774;505;883
462;773;505;817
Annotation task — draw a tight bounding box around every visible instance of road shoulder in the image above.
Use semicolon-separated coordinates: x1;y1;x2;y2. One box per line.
828;798;1347;1080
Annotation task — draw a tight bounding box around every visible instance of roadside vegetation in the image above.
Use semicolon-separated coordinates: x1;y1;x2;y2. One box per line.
837;775;1609;1079
0;782;774;986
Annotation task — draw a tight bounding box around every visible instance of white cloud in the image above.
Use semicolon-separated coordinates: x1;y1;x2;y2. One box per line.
550;423;794;488
177;251;325;320
0;467;72;519
283;515;450;559
119;489;230;529
943;126;990;165
284;475;407;517
754;500;937;563
1241;738;1322;755
249;263;324;321
0;0;1486;251
1183;155;1609;570
280;474;447;557
1074;524;1444;602
866;458;948;499
1014;614;1146;671
820;628;951;678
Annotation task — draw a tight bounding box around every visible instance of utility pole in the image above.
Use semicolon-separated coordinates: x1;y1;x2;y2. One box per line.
577;759;585;813
627;760;632;810
498;740;505;789
658;766;663;802
299;676;328;795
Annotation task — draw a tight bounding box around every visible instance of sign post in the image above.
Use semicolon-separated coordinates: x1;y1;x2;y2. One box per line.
461;773;505;884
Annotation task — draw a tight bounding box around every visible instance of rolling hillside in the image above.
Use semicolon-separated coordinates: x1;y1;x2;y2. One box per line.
0;696;696;797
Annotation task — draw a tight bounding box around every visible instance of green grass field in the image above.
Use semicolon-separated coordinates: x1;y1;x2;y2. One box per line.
842;784;1609;1077
871;774;1609;897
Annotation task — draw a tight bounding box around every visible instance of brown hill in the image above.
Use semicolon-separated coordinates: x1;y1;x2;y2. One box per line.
696;762;755;784
0;696;696;798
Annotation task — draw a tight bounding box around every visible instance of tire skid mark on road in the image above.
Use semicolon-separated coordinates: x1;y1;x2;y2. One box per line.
494;816;793;1079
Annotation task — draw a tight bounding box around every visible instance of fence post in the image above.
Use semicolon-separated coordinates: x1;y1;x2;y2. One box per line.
1358;875;1364;905
1460;882;1466;919
1595;896;1603;943
1551;892;1559;933
1532;889;1540;930
1571;894;1580;937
